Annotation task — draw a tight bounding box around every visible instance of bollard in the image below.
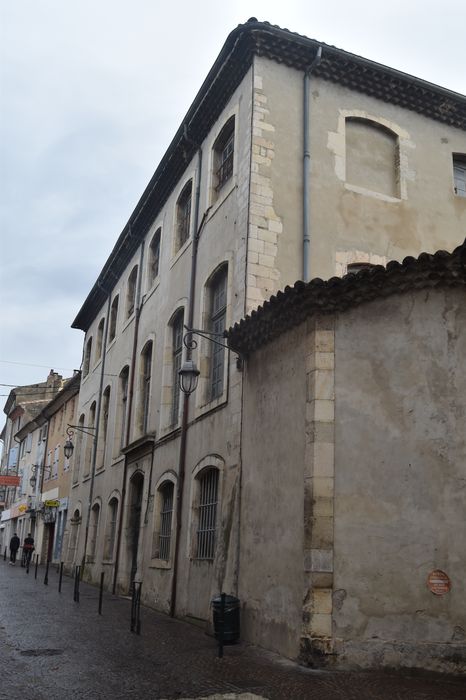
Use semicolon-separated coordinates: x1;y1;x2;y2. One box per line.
34;554;39;579
58;562;64;593
26;553;30;575
98;572;104;615
73;565;80;603
3;546;6;561
130;581;142;634
44;559;50;585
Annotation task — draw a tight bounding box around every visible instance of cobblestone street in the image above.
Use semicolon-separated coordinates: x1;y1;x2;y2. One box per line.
0;560;464;699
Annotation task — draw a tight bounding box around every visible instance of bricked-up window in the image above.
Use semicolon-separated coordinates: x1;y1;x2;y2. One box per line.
148;228;161;286
453;155;466;197
176;181;192;251
346;262;377;275
196;468;219;560
109;295;119;342
213;116;235;196
171;311;184;425
346;117;399;198
158;482;174;561
96;318;105;360
140;341;153;434
126;265;138;318
209;266;228;400
83;336;92;376
104;497;118;560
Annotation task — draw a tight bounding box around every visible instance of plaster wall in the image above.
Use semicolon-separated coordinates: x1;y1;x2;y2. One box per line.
252;55;466;291
240;325;308;659
334;286;466;671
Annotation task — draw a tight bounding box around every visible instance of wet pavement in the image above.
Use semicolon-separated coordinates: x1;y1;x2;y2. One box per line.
0;559;465;699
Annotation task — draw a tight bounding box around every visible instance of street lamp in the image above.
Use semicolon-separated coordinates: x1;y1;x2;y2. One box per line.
179;359;200;396
64;424;97;459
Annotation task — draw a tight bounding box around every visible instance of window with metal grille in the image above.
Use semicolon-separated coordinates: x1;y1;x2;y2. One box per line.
148;228;161;285
196;468;219;560
140;342;152;434
127;266;138;318
209;267;227;400
176;182;192;250
171;312;184;425
109;295;119;342
158;482;174;560
453;155;466;197
213;117;235;195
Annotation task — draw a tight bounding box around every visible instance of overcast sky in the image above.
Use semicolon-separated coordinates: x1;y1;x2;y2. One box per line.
1;0;465;397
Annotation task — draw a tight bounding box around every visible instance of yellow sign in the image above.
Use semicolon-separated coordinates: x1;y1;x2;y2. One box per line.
44;499;60;508
18;504;27;513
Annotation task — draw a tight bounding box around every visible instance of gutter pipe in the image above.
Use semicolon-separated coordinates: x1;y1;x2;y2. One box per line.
303;46;322;283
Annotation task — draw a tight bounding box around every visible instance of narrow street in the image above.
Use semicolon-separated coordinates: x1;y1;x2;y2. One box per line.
0;560;464;700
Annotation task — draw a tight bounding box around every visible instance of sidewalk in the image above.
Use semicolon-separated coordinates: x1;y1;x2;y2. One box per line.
0;558;464;699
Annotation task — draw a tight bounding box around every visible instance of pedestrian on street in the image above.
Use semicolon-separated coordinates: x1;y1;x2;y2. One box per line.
9;533;20;565
21;533;34;567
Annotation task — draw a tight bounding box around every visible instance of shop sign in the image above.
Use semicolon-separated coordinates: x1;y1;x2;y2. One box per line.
427;569;451;596
44;499;60;508
18;504;27;513
0;475;21;487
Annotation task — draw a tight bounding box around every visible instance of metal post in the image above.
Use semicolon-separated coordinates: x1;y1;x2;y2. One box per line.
44;559;50;585
34;554;39;579
73;565;80;603
3;546;6;561
58;562;64;593
98;572;104;615
218;592;225;659
130;581;142;634
26;552;30;574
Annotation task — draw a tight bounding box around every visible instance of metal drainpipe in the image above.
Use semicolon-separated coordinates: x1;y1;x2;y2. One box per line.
169;142;204;618
81;290;111;577
112;241;145;595
303;47;322;283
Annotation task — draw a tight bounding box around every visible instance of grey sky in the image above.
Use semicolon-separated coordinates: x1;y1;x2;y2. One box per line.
1;0;465;393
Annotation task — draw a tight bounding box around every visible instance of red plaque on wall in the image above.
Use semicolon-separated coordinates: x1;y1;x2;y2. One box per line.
427;570;451;596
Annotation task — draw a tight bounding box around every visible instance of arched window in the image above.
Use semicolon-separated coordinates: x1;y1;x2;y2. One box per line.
115;366;129;456
89;502;100;561
148;228;161;286
109;295;119;342
96;318;105;360
346;117;399;198
196;468;219;560
104;497;118;561
139;342;153;434
83;337;92;376
212;116;235;199
126;266;138;319
175;181;192;251
83;401;96;478
171;311;184;425
208;266;228;400
98;386;111;468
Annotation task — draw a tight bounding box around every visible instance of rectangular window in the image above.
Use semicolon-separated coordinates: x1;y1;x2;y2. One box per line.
196;469;218;560
141;344;152;434
453;156;466;197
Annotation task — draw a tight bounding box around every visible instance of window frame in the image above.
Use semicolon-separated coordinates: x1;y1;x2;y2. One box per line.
453;154;466;197
209;267;228;401
171;311;184;426
140;342;153;435
195;467;219;561
148;228;161;287
175;181;192;252
126;266;138;319
109;295;119;343
212;116;235;196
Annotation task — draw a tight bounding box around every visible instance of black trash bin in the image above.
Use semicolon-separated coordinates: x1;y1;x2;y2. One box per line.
211;593;240;643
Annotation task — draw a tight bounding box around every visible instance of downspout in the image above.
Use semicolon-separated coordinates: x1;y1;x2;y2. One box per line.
303;47;322;283
112;241;145;594
170;139;205;617
81;290;111;577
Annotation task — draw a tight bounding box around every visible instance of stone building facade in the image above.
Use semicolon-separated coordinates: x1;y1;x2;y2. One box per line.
66;20;465;668
229;240;466;672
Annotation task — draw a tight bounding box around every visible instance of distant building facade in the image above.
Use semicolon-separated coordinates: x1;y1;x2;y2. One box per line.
65;20;465;671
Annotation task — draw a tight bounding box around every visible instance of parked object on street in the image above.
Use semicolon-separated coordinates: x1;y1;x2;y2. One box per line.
212;593;240;647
